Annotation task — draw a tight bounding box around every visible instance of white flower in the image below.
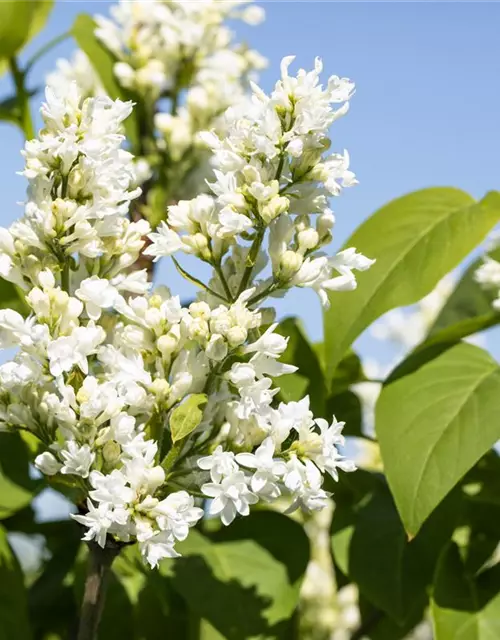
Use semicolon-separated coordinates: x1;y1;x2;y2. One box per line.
144;222;183;260
153;491;204;541
202;472;258;525
60;441;95;478
73;499;113;548
198;446;238;483
243;323;288;358
34;451;62;476
284;456;329;512
236;437;286;499
309;418;356;481
138;530;179;569
76;276;119;320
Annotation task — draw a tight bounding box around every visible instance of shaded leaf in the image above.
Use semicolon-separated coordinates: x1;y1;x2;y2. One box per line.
432;543;500;639
0;277;29;316
331;475;460;623
377;342;500;536
29;520;81;639
323;189;500;381
0;433;41;519
161;511;310;639
326;390;362;437
0;524;32;639
276;318;326;414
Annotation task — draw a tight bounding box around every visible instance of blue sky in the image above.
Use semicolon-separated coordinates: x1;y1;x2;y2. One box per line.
1;0;500;348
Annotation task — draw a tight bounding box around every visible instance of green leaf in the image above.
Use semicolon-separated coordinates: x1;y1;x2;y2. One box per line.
0;524;32;639
0;433;40;519
0;277;29;316
72;14;138;149
431;543;500;639
326;390;362;437
323;189;500;381
331;475;459;623
329;350;365;394
170;393;207;443
276;372;309;403
386;313;500;384
429;249;500;336
377;342;500;536
276;318;327;414
161;511;310;639
0;1;37;59
28;521;81;639
26;0;54;42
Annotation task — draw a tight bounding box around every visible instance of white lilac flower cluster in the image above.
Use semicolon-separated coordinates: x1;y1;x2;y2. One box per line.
48;0;267;210
146;56;374;308
0;59;363;568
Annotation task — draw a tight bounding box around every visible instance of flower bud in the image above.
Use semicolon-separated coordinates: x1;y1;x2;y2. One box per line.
279;250;303;279
261;196;289;223
206;334;228;361
157;332;179;356
150;378;171;398
34;451;62;476
297;228;319;252
102;440;121;465
226;326;248;348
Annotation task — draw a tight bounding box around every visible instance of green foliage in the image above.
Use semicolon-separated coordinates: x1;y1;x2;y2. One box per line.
0;0;53;62
0;433;41;519
276;318;327;413
331;472;459;623
170;393;208;443
0;277;29;316
160;511;309;639
0;525;31;640
72;14;139;149
377;343;500;536
430;249;500;335
323;188;500;381
431;543;500;639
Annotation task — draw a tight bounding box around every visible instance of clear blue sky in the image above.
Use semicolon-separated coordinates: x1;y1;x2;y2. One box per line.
1;0;500;347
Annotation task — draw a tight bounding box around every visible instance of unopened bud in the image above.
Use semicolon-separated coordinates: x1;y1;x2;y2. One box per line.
279;250;303;279
297;228;319;252
102;440;121;465
226;326;248;348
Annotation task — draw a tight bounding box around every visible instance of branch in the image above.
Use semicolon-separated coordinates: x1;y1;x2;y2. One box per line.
76;540;122;640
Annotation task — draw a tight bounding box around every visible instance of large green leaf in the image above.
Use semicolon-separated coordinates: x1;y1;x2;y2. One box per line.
276;318;327;414
377;342;500;536
161;511;310;639
0;524;32;640
431;543;500;639
0;433;40;519
331;474;459;623
323;189;500;381
72;14;138;149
